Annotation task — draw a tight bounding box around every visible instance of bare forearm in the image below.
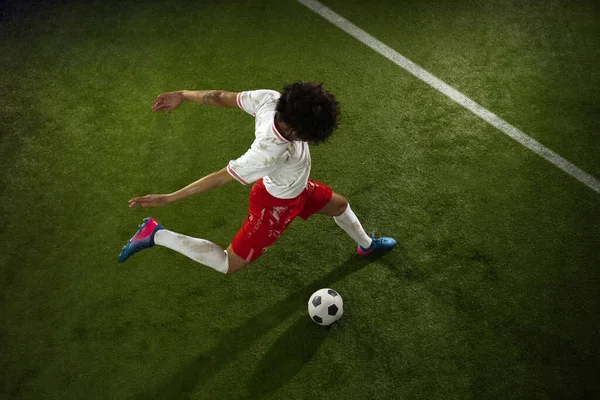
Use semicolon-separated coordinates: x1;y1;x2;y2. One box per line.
180;90;233;107
152;90;238;113
166;168;234;204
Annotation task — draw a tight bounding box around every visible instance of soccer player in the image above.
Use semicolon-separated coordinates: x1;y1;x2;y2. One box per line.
119;82;396;273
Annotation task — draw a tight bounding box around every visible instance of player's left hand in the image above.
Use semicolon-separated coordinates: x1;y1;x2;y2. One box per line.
152;91;184;114
128;194;171;208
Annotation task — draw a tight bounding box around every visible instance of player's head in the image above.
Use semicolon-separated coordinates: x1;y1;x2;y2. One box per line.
275;81;340;144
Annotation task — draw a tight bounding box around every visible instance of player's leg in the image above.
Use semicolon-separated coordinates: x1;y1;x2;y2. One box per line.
153;229;230;273
316;192;373;249
307;182;396;255
119;178;294;273
226;209;295;272
118;217;231;273
315;191;348;217
152;230;249;274
225;245;250;274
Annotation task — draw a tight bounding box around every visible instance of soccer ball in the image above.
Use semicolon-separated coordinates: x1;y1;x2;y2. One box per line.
308;288;343;326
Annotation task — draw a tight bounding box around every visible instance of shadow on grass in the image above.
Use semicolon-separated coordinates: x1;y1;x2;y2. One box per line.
132;252;386;399
247;316;329;398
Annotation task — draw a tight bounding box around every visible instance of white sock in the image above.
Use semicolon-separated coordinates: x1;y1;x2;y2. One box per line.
154;229;229;273
333;204;373;249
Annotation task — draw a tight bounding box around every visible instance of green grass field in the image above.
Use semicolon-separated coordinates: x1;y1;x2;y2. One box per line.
1;0;599;398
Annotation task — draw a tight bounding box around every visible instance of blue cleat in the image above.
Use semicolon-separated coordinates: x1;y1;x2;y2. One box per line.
357;232;397;256
118;217;164;263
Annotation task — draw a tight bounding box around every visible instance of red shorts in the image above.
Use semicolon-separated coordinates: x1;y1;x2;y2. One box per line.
231;178;333;262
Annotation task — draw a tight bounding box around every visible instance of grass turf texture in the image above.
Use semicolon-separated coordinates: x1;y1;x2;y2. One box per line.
1;0;599;398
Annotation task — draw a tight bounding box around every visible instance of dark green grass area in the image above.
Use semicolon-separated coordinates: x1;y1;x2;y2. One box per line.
322;0;600;179
1;0;599;399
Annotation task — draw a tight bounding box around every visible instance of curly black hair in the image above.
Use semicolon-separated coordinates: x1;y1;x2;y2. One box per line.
275;81;340;144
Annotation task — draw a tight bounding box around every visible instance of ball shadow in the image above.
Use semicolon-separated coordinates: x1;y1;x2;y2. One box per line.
131;252;387;399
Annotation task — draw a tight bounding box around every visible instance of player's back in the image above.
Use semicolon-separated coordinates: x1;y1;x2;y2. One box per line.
228;90;311;199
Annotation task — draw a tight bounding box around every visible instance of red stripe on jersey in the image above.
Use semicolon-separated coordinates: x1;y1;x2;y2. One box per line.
227;163;249;185
271;121;289;143
236;92;244;110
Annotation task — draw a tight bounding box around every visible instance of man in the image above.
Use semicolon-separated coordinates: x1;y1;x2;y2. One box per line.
118;82;396;273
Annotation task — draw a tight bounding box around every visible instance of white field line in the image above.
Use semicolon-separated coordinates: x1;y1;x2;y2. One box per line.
298;0;600;195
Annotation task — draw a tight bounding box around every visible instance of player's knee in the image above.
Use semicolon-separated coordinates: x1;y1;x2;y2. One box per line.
225;248;250;274
225;260;249;274
332;195;348;216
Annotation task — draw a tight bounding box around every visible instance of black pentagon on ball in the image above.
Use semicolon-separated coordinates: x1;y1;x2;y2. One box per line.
312;296;322;307
327;289;338;297
328;304;339;316
312;315;323;324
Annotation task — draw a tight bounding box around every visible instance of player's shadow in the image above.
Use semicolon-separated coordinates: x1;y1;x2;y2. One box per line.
131;252;386;399
247;316;329;398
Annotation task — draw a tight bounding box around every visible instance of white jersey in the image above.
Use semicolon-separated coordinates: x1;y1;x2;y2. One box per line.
227;90;311;199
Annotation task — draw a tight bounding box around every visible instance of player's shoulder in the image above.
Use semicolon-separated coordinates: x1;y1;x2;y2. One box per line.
238;89;280;117
243;89;280;105
243;89;280;97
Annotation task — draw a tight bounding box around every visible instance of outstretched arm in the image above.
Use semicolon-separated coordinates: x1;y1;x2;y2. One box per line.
152;90;240;113
128;167;235;208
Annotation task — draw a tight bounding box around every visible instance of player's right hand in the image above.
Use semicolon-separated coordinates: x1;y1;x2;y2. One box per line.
128;194;171;208
152;91;184;114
